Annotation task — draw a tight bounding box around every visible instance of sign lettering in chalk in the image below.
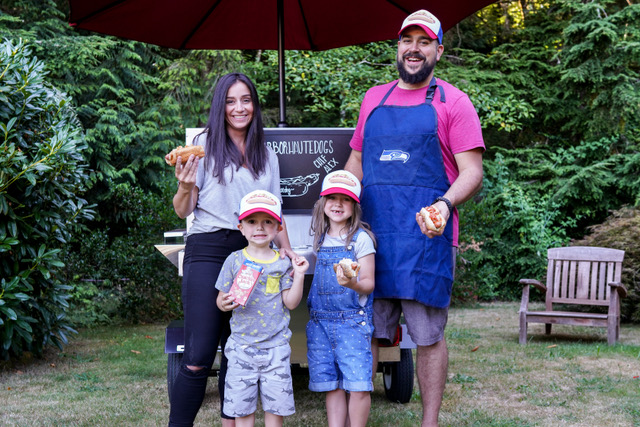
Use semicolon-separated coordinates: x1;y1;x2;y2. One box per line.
186;128;354;213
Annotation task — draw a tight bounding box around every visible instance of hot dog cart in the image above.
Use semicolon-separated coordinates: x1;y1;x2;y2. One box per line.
157;128;416;403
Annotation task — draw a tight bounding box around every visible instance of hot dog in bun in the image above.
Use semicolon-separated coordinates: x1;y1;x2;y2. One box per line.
333;258;361;279
165;145;205;166
420;205;446;232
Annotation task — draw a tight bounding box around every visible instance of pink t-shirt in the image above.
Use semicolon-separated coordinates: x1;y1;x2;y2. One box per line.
350;78;485;246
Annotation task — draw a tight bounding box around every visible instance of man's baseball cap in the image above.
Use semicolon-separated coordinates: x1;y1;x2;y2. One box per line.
398;9;443;44
320;170;361;203
238;190;282;223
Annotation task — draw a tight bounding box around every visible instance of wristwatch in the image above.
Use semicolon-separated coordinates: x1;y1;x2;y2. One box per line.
434;196;453;214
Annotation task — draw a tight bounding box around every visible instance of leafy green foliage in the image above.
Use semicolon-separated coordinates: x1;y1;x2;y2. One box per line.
551;0;640;142
269;42;398;127
1;0;185;202
0;38;93;358
62;180;183;326
456;152;574;302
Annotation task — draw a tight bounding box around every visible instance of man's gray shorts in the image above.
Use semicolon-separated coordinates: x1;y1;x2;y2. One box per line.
372;248;456;347
373;299;448;346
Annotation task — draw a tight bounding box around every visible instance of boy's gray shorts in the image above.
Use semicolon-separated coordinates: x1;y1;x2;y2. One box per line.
223;339;295;417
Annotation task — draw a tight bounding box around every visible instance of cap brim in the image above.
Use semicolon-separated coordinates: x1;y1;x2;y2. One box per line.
320;188;360;203
399;24;440;43
239;208;282;223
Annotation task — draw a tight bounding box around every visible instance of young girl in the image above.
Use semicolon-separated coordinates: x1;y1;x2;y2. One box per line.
306;170;376;427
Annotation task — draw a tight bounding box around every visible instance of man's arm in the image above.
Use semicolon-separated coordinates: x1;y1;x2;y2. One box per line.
417;148;483;237
344;149;363;181
442;148;484;209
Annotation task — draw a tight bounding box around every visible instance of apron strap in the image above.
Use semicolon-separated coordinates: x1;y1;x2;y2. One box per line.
425;77;446;103
378;78;446;107
378;82;399;106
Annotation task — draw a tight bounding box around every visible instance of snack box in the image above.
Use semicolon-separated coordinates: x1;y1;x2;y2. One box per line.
229;259;263;306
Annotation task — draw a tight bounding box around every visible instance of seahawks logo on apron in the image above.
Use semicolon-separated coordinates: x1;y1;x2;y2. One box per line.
379;150;410;163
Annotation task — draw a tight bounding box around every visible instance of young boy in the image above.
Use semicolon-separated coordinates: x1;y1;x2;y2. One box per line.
215;190;309;427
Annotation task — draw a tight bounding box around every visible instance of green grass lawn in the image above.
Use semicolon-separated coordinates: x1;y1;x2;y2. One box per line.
1;302;639;426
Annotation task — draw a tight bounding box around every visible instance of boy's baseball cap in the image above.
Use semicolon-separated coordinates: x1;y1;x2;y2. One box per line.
320;170;361;203
238;190;282;223
398;9;443;45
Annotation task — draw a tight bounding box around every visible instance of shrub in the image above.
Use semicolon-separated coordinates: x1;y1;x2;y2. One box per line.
0;39;94;359
454;152;573;304
62;180;183;325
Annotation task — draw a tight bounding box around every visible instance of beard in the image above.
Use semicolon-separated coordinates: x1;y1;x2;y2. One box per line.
396;53;436;85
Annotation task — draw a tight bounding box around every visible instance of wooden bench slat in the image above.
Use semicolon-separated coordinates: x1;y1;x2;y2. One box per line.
524;310;607;319
576;261;590;299
547;246;624;262
547;298;609;306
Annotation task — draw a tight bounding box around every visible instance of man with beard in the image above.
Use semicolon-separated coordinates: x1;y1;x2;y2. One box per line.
344;9;485;427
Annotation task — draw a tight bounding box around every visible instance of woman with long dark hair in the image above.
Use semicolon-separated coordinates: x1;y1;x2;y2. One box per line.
166;73;294;427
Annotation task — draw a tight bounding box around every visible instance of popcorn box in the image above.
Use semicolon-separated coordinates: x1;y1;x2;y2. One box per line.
229;259;263;306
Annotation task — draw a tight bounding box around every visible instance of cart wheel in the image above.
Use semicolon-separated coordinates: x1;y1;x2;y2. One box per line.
382;348;414;403
167;352;183;399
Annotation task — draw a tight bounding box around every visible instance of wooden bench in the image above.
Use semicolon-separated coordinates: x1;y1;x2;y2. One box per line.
519;246;627;345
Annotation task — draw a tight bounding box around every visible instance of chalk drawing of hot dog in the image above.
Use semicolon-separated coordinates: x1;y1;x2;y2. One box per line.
280;173;320;198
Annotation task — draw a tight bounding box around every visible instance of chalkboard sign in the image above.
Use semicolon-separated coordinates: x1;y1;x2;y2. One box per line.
186;127;355;213
265;127;354;212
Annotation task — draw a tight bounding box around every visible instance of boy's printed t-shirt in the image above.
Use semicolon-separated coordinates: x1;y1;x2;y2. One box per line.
215;248;294;349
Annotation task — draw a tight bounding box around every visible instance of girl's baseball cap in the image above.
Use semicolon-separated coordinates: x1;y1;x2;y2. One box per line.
320;170;361;203
238;190;282;223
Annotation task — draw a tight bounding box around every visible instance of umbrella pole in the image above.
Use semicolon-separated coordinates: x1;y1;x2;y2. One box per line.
277;0;288;127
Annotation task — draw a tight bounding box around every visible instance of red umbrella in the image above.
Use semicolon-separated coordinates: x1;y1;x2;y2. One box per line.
69;0;496;124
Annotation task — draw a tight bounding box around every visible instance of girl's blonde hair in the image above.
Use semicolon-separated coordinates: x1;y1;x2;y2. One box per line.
310;195;376;252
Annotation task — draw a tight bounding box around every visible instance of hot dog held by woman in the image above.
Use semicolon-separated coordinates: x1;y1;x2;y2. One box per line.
165;145;205;166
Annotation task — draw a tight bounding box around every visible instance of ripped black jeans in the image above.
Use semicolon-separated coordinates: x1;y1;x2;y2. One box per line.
168;229;247;426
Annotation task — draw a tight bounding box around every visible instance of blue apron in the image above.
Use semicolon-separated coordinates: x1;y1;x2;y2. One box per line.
361;78;454;309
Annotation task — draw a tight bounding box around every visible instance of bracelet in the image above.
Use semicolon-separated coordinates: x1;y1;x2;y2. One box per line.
435;196;453;214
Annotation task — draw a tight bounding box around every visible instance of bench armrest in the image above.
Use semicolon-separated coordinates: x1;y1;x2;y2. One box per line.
519;278;547;293
519;279;546;313
608;281;628;299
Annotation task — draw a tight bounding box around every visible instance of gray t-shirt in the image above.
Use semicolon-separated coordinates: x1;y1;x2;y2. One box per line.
188;132;282;236
215;248;294;349
320;231;376;260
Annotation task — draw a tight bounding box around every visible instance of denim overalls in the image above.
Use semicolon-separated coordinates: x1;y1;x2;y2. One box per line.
306;229;373;392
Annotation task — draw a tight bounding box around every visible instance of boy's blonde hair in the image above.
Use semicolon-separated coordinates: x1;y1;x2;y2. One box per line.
310;195;376;252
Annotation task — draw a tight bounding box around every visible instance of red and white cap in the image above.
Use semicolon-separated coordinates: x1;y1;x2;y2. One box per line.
398;9;443;44
238;190;282;223
320;170;362;203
